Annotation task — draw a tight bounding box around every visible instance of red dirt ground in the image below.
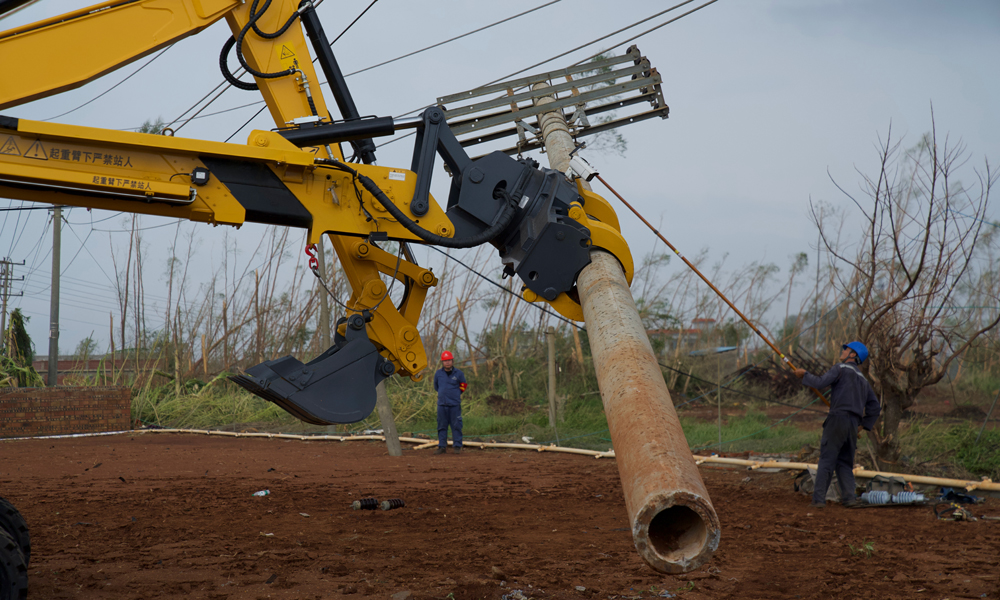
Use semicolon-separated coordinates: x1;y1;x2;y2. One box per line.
1;433;998;599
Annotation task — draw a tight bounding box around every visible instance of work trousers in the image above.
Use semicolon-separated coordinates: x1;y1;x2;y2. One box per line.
437;404;463;449
814;413;860;505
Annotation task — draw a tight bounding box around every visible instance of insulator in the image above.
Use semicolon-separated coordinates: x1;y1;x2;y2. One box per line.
892;491;924;504
861;491;890;505
351;498;378;510
380;498;406;511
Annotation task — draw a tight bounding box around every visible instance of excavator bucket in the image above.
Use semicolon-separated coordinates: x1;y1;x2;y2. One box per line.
229;314;394;425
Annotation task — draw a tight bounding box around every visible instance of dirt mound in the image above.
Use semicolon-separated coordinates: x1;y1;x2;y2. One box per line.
944;405;988;419
486;394;530;415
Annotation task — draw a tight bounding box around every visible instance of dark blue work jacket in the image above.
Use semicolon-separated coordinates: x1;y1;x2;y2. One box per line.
433;367;466;406
804;363;882;430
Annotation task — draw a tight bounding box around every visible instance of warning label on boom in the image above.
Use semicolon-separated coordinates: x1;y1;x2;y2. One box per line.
24;140;48;160
278;44;299;71
0;136;20;156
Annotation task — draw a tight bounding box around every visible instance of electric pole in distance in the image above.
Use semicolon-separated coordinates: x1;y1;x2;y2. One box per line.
47;206;62;386
0;256;24;357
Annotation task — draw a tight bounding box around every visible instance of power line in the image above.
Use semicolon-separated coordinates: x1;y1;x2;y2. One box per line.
65;212;123;226
389;0;721;125
166;80;235;132
328;0;378;46
15;306;116;330
659;361;828;414
0;205;67;212
160;0;556;135
426;245;584;331
428;242;823;416
570;0;720;69
90;219;184;233
224;0;378;142
5;202;33;258
120;101;264;130
45;45;174;122
175;0;371;137
484;0;703;87
226;105;269;143
343;0;562;79
223;0;562;142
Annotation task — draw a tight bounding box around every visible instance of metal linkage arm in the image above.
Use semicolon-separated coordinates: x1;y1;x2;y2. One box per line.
391;106;625;315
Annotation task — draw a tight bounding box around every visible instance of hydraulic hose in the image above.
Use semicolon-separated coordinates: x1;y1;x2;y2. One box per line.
234;0;299;81
252;0;302;39
318;161;517;249
220;0;302;90
220;36;259;91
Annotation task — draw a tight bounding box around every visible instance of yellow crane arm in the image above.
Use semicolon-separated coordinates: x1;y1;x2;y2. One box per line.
0;0;238;110
0;0;634;425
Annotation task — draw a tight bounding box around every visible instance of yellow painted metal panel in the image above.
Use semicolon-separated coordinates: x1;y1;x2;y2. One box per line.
223;2;337;153
0;0;239;109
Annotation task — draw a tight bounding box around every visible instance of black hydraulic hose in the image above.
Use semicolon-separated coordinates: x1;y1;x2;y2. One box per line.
220;36;259;91
251;0;302;39
234;0;298;80
318;161;517;249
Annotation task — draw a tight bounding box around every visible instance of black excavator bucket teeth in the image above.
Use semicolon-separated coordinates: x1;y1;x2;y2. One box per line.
229;314;394;425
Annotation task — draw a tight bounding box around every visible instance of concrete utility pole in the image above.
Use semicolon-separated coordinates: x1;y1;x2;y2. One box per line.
47;207;62;386
316;236;332;349
315;236;338;436
546;326;559;441
1;259;9;354
534;85;720;573
374;381;402;456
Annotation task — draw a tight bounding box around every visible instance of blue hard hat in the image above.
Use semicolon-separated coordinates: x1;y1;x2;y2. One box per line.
842;341;869;364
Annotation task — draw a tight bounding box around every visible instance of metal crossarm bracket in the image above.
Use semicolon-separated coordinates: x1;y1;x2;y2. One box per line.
436;46;668;156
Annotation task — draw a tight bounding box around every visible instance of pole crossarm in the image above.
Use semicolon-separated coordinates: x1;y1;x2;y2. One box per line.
436;45;668;155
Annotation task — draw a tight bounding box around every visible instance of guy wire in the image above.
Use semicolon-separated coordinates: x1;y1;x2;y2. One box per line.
593;173;830;406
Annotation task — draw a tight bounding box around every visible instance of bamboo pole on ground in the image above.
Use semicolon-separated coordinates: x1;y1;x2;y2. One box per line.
16;427;997;493
533;82;719;574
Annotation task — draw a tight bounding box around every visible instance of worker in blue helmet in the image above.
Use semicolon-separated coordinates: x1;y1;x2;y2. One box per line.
794;341;881;509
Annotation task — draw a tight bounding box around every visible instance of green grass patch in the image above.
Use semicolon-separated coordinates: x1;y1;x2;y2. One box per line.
898;418;1000;480
132;380;999;482
682;409;819;454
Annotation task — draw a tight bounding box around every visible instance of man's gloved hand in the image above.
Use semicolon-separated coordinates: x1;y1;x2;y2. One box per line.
793;368;806;378
459;382;467;392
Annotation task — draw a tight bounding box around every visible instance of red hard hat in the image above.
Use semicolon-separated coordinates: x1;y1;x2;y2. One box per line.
441;351;453;361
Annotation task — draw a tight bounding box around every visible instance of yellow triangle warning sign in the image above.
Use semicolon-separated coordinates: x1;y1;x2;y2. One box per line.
280;45;295;59
0;136;20;156
24;139;48;160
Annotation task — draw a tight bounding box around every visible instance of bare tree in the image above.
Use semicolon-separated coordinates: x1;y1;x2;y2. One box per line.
813;115;999;468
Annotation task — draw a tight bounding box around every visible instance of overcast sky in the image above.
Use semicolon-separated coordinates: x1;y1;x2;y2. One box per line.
1;0;998;356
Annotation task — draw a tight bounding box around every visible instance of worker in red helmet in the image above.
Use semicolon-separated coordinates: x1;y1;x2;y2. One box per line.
433;350;467;454
794;341;881;508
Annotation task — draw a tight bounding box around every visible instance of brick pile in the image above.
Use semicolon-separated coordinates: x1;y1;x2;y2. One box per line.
0;387;131;438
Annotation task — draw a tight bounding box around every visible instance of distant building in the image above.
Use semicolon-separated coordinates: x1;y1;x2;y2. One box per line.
32;355;137;386
648;318;717;353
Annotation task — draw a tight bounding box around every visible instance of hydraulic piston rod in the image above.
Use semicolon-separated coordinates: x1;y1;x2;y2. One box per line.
578;251;721;573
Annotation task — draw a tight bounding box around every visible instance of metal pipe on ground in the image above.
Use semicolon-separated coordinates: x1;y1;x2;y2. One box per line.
578;251;720;572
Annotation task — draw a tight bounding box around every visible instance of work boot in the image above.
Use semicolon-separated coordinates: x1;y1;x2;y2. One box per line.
434;447;447;455
810;501;826;509
842;498;860;508
453;447;462;455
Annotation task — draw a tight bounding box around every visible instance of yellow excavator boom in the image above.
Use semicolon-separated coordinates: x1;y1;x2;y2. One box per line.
0;0;633;425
